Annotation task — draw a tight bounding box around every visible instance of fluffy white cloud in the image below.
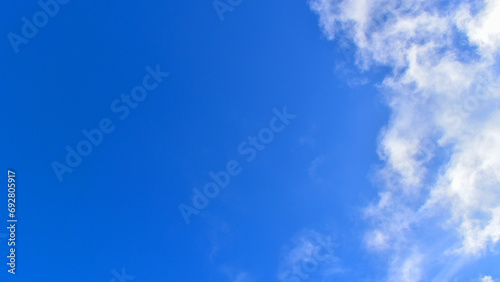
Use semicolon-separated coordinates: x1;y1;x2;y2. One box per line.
482;276;495;282
310;0;500;280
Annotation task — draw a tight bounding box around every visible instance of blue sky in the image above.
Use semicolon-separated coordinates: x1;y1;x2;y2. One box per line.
2;0;500;281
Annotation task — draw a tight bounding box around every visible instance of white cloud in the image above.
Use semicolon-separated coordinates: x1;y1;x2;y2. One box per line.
310;0;500;280
482;276;495;282
308;156;326;182
456;0;500;56
278;229;342;281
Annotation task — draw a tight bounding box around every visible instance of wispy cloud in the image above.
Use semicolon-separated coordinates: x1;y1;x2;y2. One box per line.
219;265;257;282
308;156;326;183
310;0;500;280
278;229;342;281
233;272;256;282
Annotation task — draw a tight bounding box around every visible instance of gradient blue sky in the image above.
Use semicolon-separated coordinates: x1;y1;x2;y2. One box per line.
2;0;499;281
